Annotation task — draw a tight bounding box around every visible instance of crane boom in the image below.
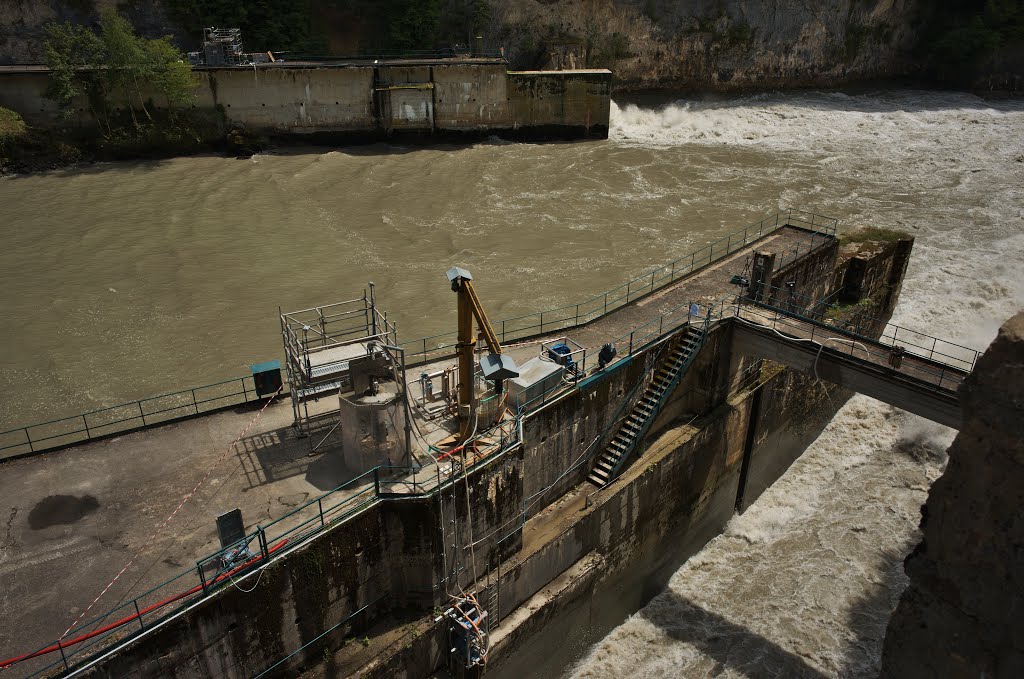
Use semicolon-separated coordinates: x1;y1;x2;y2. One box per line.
445;267;518;442
463;279;502;354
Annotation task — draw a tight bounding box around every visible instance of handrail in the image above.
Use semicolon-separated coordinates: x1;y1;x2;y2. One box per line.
0;375;268;460
2;210;835;460
747;284;982;373
399;209;838;365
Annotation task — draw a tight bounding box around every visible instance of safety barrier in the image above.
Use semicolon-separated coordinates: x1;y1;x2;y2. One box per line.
400;209;837;365
0;376;267;461
748;283;981;374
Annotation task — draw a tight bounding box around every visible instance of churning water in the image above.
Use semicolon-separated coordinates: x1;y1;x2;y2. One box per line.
563;93;1024;678
0;89;1022;675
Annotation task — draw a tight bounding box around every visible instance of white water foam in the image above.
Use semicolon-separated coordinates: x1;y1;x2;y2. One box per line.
568;91;1024;679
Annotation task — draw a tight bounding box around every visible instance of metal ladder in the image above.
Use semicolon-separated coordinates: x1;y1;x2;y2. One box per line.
587;325;706;488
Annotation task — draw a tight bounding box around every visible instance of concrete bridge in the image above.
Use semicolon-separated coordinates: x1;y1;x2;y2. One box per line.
728;302;974;429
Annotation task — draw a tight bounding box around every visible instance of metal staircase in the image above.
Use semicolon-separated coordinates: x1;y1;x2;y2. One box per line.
587;325;707;488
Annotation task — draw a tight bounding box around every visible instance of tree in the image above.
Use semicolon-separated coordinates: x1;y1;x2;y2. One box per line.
43;21;105;124
43;8;197;132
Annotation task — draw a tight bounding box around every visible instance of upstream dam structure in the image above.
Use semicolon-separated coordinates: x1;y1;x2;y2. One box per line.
0;57;611;141
0;209;987;678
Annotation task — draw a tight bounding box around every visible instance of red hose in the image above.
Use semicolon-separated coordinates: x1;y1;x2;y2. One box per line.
0;540;288;670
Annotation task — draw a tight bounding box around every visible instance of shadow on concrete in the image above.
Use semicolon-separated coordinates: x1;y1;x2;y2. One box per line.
234;426;312;489
233;418;365;493
639;591;830;679
304;451;359;492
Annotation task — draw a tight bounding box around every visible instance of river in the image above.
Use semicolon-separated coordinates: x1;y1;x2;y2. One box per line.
1;90;1022;676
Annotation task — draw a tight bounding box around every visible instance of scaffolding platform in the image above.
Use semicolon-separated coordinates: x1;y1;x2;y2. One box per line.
280;293;398;438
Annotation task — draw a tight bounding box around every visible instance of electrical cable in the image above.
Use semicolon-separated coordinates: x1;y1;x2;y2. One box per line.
1;387;283;671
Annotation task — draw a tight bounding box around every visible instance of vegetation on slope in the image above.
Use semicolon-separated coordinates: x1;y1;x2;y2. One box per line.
160;0;490;54
919;0;1024;85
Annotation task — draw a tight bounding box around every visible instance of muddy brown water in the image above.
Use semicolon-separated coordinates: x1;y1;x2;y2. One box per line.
1;90;1023;677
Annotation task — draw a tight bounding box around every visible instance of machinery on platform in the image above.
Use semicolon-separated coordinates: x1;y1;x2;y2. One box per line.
446;268;519;443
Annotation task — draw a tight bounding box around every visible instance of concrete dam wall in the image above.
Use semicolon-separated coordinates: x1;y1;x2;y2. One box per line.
63;227;916;678
0;60;612;141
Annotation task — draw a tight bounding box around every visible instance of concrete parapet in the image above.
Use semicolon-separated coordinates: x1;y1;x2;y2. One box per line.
0;62;612;142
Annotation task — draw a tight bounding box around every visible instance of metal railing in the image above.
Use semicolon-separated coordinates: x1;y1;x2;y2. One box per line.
0;376;267;460
734;304;975;392
9;416;527;677
1;209;835;461
399;209;837;365
748;283;982;374
277;48;508;63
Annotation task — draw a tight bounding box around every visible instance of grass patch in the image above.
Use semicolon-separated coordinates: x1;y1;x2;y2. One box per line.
839;226;910;245
0;107;28;152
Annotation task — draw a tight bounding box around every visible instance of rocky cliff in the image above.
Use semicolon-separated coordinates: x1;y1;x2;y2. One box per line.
495;0;921;91
1;0;923;91
880;311;1024;678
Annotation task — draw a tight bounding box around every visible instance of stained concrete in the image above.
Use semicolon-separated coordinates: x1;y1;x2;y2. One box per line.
0;224;871;676
0;61;612;140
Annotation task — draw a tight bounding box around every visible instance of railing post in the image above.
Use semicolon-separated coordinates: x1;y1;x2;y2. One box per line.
24;427;32;452
138;401;146;426
135;599;144;630
198;564;208;595
604;292;608;314
650;271;655;292
628;331;634;355
374;468;381;496
502;320;506;342
258;526;268;559
82;414;90;440
659;316;663;335
319;498;325;526
727;234;732;252
192;388;199;415
58;639;69;671
242;378;248;403
575;304;579;327
423;338;428;360
670;260;675;280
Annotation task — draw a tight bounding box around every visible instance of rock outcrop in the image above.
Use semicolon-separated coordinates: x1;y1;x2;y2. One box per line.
495;0;921;91
2;1;922;92
880;311;1024;678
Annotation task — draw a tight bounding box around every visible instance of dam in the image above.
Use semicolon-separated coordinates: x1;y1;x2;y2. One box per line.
0;209;985;678
1;90;1021;679
0;58;612;140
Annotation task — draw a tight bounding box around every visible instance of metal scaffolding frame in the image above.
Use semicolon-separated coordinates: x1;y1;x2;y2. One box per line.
279;289;398;440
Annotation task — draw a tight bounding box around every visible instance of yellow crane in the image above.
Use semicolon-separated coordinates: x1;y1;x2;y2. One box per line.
446;267;519;442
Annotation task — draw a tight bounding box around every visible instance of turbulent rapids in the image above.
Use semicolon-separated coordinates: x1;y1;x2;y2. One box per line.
564;93;1024;678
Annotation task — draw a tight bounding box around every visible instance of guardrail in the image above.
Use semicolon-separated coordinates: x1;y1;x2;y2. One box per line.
0;376;268;461
749;283;981;374
1;209;836;461
734;304;974;392
8;418;525;677
399;209;836;365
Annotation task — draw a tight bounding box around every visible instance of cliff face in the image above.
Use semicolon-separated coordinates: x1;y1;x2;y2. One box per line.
494;0;921;90
880;311;1024;678
1;0;922;91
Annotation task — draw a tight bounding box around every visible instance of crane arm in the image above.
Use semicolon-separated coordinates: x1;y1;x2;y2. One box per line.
463;280;502;354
